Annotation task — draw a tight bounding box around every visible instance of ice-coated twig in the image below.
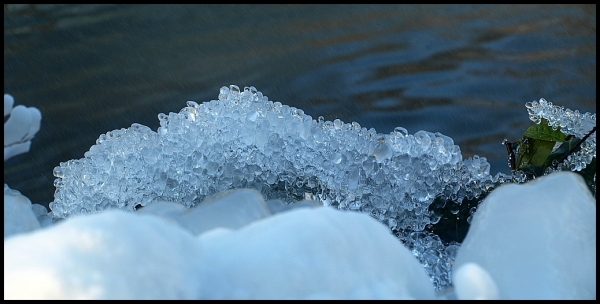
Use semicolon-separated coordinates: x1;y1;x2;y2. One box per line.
555;126;596;169
525;98;596;171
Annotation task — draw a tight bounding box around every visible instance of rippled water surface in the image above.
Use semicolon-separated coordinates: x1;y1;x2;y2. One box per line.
4;4;596;208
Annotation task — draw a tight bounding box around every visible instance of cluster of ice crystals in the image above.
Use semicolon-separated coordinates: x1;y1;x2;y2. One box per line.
525;98;596;171
50;85;507;291
405;231;461;291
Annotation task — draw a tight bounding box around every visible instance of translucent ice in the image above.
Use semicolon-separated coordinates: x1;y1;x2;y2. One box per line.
49;85;499;223
48;85;507;290
524;98;596;172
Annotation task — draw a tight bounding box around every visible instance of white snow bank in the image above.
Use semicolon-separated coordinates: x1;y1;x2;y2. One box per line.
4;184;40;239
4;172;596;299
4;210;204;299
138;188;272;235
4;201;435;299
196;207;434;299
453;171;596;300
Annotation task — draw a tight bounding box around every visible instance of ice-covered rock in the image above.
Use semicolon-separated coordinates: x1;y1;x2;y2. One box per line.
4;94;42;161
453;171;596;299
4;205;436;299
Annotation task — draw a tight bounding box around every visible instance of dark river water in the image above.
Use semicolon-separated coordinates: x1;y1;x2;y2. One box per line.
4;4;596;209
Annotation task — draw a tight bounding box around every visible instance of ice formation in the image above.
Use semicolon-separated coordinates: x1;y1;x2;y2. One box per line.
525;98;596;172
4;93;42;161
4;184;41;238
49;85;508;290
4;93;50;236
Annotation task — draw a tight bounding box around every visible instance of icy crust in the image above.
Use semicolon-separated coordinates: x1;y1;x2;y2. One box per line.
525;98;596;172
49;85;507;290
50;85;500;223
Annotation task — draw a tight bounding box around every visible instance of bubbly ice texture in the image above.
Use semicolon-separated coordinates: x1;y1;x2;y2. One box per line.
47;85;507;290
47;85;511;290
50;85;500;218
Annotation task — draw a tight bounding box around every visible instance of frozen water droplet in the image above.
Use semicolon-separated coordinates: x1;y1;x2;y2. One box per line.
241;90;252;102
449;203;460;214
53;166;64;178
330;152;342;164
469;206;477;215
372;141;392;162
388;218;397;229
394;127;408;138
218;86;229;100
246;111;259;122
333;119;343;129
229;84;240;94
53;178;64;188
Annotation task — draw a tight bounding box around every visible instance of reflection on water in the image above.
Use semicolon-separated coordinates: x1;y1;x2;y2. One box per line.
4;4;596;208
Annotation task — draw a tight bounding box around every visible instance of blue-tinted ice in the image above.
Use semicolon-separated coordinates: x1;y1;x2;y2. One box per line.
49;86;595;291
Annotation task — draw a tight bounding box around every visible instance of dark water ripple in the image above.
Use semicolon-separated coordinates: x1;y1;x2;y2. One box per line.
4;4;596;208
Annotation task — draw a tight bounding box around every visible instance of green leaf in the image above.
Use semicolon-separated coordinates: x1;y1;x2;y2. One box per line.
515;137;556;169
522;118;567;142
